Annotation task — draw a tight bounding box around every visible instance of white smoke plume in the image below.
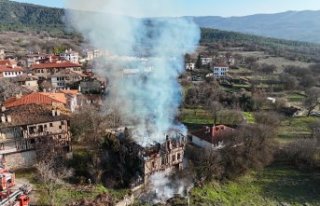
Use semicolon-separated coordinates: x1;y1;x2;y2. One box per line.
65;0;200;145
141;169;193;204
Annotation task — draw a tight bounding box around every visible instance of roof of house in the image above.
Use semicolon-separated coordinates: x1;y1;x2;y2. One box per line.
51;69;87;78
191;125;234;145
12;74;39;82
0;59;15;66
31;61;81;69
59;89;79;96
0;104;70;128
213;64;229;68
40;93;67;104
4;92;67;108
0;65;24;73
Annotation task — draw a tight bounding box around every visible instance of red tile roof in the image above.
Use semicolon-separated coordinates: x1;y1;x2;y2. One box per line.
4;92;66;108
0;60;14;66
59;89;79;96
0;65;24;73
191;125;234;145
31;61;81;69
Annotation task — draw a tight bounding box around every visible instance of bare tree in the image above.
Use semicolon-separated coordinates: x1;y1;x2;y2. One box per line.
206;100;222;125
0;79;30;102
36;156;73;206
258;63;277;75
221;125;276;179
283;138;320;169
70;105;109;144
304;87;320;116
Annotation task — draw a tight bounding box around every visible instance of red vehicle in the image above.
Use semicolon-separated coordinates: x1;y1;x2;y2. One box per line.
0;166;31;206
0;185;31;206
0;169;15;191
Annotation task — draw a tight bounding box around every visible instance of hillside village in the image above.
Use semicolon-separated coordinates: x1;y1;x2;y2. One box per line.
0;32;319;205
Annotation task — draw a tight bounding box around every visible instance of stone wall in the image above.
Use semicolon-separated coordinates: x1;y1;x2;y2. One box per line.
2;150;37;169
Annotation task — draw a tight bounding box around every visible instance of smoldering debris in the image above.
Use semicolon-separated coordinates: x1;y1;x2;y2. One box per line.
140;169;194;204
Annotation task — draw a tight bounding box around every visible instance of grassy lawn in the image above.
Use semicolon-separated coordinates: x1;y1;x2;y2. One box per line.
181;108;244;125
181;108;213;124
278;116;319;140
286;92;306;103
242;112;255;124
15;159;128;205
191;164;320;206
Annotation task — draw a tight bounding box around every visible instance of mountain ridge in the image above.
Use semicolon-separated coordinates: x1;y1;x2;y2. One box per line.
192;10;320;43
1;1;320;43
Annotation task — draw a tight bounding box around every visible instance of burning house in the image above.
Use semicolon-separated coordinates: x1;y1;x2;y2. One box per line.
107;128;186;186
137;133;186;182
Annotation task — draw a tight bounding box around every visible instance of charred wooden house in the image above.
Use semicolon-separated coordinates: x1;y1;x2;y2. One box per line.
108;128;186;186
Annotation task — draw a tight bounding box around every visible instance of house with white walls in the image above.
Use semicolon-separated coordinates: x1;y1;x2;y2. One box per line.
212;64;229;78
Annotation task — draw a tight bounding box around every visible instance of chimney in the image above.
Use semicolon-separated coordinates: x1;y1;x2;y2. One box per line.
52;109;56;117
6;115;11;123
1;115;6;123
211;125;215;138
56;110;61;116
1;106;6;112
15;92;22;99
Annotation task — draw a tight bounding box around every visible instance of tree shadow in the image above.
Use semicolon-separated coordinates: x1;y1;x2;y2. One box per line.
260;164;320;205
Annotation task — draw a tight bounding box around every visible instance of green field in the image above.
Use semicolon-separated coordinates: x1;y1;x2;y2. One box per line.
191;164;320;206
181;108;213;124
286;92;306;103
278;116;319;140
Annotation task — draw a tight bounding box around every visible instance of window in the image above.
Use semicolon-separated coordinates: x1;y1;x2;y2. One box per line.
50;123;53;127
28;126;36;134
172;154;176;162
152;161;155;168
61;121;65;125
38;125;44;133
59;125;62;129
177;153;181;160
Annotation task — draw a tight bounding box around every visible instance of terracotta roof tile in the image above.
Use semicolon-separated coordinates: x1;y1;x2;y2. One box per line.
0;65;25;72
31;61;81;69
0;60;14;66
40;93;67;104
4;92;66;108
59;89;79;96
191;125;234;145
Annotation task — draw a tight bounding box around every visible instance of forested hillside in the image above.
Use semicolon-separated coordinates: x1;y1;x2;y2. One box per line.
1;0;320;62
194;11;320;43
201;28;320;62
0;0;66;36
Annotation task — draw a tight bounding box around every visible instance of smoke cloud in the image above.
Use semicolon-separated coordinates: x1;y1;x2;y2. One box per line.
141;169;193;204
65;0;200;145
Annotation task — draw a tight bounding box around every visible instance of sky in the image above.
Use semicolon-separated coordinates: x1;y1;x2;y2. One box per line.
13;0;320;17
